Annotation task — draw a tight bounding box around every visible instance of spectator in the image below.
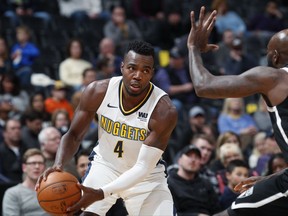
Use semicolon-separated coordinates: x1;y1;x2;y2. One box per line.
51;109;70;135
95;56;117;80
96;37;122;76
0;98;13;143
44;80;74;120
20;110;43;149
0;118;27;183
59;38;93;90
247;1;285;48
253;96;272;133
58;0;109;25
153;46;199;124
2;148;49;216
10;25;40;89
0;73;29;117
217;97;258;148
25;91;51;127
38;126;77;177
265;153;288;176
248;131;268;169
192;134;220;196
161;0;187;49
132;0;164;20
222;37;258;75
213;29;235;75
210;131;242;173
75;67;97;92
211;0;246;37
104;6;143;55
0;37;12;76
178;105;216;151
3;0;52;27
255;131;281;176
219;159;249;210
168;145;221;216
172;134;220;196
74;148;90;181
216;143;249;194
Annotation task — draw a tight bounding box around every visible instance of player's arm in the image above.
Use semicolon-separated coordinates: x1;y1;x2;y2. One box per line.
234;168;288;193
187;6;280;99
67;95;178;213
35;80;109;189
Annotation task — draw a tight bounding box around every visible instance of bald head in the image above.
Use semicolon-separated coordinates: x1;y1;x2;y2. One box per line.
267;29;288;68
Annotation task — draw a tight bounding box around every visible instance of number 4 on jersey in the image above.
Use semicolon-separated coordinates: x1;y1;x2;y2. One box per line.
114;141;124;157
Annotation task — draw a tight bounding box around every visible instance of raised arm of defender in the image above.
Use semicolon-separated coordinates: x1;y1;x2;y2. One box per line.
187;6;283;102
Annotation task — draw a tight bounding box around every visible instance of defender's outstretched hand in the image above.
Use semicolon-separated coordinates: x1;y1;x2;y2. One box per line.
234;176;264;194
187;6;218;52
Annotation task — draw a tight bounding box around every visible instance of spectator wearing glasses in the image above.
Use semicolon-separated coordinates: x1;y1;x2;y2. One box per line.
2;148;49;216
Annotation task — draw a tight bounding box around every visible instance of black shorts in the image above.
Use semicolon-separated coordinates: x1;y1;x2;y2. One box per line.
227;169;288;216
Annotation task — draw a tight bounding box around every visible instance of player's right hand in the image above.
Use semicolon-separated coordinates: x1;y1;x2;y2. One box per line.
234;176;263;193
35;166;62;191
65;183;105;215
187;6;218;53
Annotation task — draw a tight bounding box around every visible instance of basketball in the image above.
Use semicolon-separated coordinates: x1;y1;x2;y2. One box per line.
37;171;81;215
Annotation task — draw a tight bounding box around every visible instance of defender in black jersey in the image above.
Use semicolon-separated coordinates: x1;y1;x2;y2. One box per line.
188;6;288;216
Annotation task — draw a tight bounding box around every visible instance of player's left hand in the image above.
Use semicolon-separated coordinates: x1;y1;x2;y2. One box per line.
65;183;104;215
187;6;218;53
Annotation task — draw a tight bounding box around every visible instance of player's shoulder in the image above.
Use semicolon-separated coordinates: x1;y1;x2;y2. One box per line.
246;66;284;79
154;95;178;120
84;79;111;95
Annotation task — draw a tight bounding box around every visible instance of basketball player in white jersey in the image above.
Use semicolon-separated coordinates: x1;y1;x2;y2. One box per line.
36;40;178;215
188;6;288;216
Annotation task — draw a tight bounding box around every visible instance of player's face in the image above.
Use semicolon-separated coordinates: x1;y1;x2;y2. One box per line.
266;39;278;68
121;51;154;97
267;52;274;67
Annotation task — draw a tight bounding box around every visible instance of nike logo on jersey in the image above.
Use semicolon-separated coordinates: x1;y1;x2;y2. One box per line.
107;103;118;108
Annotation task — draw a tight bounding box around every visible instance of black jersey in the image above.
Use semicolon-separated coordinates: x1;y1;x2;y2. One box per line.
267;96;288;162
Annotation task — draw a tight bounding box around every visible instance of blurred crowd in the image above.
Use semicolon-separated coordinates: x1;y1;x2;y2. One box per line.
1;0;288;215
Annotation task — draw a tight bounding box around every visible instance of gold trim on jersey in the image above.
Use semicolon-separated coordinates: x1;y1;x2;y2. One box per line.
119;81;154;115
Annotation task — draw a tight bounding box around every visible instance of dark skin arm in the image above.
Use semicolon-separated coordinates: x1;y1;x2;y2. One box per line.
66;95;178;214
187;6;288;106
35;79;109;189
188;6;288;192
234;168;287;193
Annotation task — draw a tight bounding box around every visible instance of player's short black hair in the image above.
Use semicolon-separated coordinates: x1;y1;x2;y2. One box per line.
226;159;249;173
125;40;155;59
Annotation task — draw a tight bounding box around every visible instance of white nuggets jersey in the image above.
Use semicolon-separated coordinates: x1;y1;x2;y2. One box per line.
93;76;167;174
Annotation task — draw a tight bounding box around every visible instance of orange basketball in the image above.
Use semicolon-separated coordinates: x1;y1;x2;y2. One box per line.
37;171;81;215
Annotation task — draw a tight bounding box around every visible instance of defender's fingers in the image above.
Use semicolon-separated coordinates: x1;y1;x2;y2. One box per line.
207;12;217;34
198;6;206;27
234;182;244;191
207;44;219;51
190;11;196;30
